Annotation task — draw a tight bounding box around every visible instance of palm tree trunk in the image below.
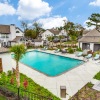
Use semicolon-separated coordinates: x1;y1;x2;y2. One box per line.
16;62;20;87
16;61;20;100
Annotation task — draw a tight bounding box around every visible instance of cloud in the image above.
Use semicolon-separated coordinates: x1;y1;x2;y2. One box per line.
37;16;68;29
17;0;52;20
89;0;100;6
69;6;76;11
0;2;16;16
83;20;96;30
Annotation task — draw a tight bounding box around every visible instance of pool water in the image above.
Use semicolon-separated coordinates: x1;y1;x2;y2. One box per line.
20;51;84;76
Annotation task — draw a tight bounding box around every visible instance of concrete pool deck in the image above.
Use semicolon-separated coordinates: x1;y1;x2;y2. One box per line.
0;50;100;100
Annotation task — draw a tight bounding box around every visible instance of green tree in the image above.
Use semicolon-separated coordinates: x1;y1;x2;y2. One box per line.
86;13;100;29
21;21;28;32
25;29;37;39
33;22;42;37
10;44;27;99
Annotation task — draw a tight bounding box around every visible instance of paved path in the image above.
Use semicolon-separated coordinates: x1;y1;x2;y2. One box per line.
0;51;100;100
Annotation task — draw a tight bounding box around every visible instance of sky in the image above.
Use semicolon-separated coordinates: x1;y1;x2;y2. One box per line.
0;0;100;29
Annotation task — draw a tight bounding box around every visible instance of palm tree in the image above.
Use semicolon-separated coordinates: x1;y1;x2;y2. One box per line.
59;35;64;49
10;44;27;99
47;36;54;48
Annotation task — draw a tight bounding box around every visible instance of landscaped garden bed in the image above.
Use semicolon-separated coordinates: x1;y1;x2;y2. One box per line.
69;82;100;100
0;71;60;100
69;72;100;100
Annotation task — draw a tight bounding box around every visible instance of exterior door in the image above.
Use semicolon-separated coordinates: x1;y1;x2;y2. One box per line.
82;43;90;50
94;44;100;51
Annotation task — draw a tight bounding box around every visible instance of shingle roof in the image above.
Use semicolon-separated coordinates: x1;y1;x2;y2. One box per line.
0;25;10;34
11;36;22;42
48;29;60;35
34;39;42;42
79;29;100;43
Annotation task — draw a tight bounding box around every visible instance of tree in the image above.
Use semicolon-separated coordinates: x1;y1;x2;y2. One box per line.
86;13;100;29
33;22;42;37
10;44;27;99
21;21;28;32
47;36;54;48
58;35;64;49
25;29;37;39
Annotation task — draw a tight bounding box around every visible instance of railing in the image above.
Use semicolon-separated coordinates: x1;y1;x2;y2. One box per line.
20;88;53;100
0;84;53;100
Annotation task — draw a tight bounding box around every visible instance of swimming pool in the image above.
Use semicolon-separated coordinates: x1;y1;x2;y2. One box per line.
20;50;84;76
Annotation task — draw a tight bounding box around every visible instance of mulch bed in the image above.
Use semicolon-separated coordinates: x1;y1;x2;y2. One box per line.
69;83;100;100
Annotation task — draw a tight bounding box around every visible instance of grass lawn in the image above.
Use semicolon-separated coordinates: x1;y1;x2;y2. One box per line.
93;71;100;80
64;41;77;44
0;94;6;100
0;71;60;100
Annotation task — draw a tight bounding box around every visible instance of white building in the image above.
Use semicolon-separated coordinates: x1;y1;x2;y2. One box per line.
78;29;100;51
0;24;25;47
40;29;67;40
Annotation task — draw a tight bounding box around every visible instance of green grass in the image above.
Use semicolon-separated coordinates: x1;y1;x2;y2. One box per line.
64;41;77;44
0;72;60;100
93;71;100;80
0;94;6;100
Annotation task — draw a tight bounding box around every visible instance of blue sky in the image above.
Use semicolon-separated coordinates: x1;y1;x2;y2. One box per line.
0;0;100;29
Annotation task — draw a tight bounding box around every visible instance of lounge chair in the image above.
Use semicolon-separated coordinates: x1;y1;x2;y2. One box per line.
94;54;100;60
61;49;67;53
77;52;83;57
41;47;48;50
54;49;60;53
85;54;92;59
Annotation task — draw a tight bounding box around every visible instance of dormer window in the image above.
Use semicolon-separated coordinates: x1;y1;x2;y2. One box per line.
16;31;20;33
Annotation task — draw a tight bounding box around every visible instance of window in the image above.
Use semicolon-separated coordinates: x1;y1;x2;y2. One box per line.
16;31;20;33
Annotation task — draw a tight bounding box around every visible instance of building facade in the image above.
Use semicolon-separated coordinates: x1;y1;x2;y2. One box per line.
0;24;24;47
78;29;100;51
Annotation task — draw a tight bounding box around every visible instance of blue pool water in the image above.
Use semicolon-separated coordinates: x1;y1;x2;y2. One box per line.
20;51;83;76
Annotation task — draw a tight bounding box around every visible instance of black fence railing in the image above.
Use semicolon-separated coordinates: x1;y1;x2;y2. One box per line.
20;88;53;100
0;84;53;100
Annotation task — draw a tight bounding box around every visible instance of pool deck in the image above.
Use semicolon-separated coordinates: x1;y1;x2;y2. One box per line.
0;49;100;100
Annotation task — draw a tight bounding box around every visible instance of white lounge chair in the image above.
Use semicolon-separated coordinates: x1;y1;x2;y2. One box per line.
94;54;100;60
77;52;83;57
85;54;92;59
54;49;60;53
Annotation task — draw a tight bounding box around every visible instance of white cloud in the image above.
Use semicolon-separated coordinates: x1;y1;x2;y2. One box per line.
17;0;52;20
83;20;96;30
37;16;68;29
89;0;100;6
0;2;16;16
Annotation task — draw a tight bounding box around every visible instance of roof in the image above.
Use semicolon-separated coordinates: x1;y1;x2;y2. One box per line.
47;29;60;35
34;39;42;42
0;25;10;34
11;36;23;42
16;27;24;33
79;29;100;43
82;30;90;35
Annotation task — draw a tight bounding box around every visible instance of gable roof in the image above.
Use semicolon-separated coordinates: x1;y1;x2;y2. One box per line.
47;29;60;35
79;29;100;43
0;25;10;34
84;29;100;37
11;36;23;42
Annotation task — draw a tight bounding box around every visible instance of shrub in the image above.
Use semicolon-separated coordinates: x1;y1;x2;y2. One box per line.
76;47;82;51
87;82;93;88
7;71;12;76
93;71;100;80
68;48;74;54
